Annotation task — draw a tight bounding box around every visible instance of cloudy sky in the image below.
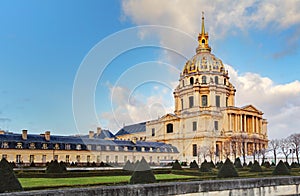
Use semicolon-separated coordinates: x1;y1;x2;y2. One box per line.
1;0;300;139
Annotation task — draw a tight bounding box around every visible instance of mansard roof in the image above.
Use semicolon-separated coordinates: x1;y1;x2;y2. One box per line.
0;131;178;153
115;122;146;136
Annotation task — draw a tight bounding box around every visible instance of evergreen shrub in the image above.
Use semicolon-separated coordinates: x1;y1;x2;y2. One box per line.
217;158;238;178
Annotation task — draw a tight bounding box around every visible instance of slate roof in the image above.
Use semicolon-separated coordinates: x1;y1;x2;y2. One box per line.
0;131;178;153
115;122;146;136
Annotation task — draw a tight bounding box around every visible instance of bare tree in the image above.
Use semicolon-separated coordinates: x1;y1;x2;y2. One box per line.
207;143;215;162
229;136;241;160
288;133;300;164
240;134;248;165
223;140;231;159
259;147;268;165
279;138;291;163
198;145;209;162
269;139;280;165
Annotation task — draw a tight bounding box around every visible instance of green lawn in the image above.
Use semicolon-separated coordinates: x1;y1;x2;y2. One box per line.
19;174;197;189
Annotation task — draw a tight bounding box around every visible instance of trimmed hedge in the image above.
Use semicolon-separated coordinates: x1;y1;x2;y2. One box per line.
217;158;238;178
234;158;243;169
46;160;67;173
190;160;199;169
0;158;23;193
123;160;134;171
273;160;290;175
249;160;262;172
200;160;211;172
172;160;182;170
130;157;156;184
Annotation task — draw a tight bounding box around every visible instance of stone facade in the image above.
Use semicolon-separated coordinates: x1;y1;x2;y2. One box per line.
116;15;268;163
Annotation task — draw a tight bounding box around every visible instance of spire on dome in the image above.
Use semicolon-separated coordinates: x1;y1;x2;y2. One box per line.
196;12;211;53
201;11;205;36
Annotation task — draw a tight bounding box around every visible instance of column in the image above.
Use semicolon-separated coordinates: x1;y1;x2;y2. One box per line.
244;115;247;133
252;116;255;133
229;113;232;131
240;114;243;132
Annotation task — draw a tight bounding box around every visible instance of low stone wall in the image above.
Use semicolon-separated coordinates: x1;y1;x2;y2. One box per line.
1;176;300;196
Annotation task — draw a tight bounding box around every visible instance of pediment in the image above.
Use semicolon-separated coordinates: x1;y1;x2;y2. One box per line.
159;113;179;121
242;105;260;113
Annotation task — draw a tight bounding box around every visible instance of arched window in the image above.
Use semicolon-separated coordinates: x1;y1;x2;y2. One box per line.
215;76;219;84
202;39;205;46
202;76;207;84
166;123;173;133
190;77;194;85
182;80;184;87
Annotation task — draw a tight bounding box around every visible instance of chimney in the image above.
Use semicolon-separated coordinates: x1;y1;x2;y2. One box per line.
96;127;102;136
89;131;94;139
45;131;50;141
22;130;28;140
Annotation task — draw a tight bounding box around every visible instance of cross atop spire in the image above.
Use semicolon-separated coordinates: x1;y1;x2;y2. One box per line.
196;12;211;53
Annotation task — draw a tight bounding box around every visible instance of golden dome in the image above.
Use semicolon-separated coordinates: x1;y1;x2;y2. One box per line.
182;13;226;75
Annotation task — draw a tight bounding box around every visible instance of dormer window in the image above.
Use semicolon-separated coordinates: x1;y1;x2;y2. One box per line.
16;142;23;149
2;142;9;148
54;143;60;150
65;144;71;150
76;144;81;150
42;143;48;149
29;143;36;149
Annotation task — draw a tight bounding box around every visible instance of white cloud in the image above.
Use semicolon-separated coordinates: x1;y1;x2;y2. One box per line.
226;64;300;139
100;85;173;133
122;0;300;39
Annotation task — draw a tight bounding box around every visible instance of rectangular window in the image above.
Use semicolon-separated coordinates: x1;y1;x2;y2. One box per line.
201;95;207;107
189;96;194;108
76;155;80;162
216;95;220;107
124;156;127;163
54;155;58;161
192;144;197;157
181;98;184;110
115;156;118;163
149;156;152;163
214;121;219;131
29;155;34;163
133;156;136;162
192;121;197;131
152;128;155;136
97;155;101;163
2;154;7;159
16;155;21;163
66;155;70;162
87;155;90;163
42;155;46;163
226;97;228;107
106;155;109;163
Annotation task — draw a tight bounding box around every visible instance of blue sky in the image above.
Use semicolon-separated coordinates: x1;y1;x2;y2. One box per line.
1;0;300;139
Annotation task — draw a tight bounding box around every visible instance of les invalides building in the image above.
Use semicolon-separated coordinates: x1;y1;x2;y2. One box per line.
116;15;268;163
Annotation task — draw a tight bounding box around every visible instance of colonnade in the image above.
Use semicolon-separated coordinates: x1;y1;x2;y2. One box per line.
228;113;263;134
